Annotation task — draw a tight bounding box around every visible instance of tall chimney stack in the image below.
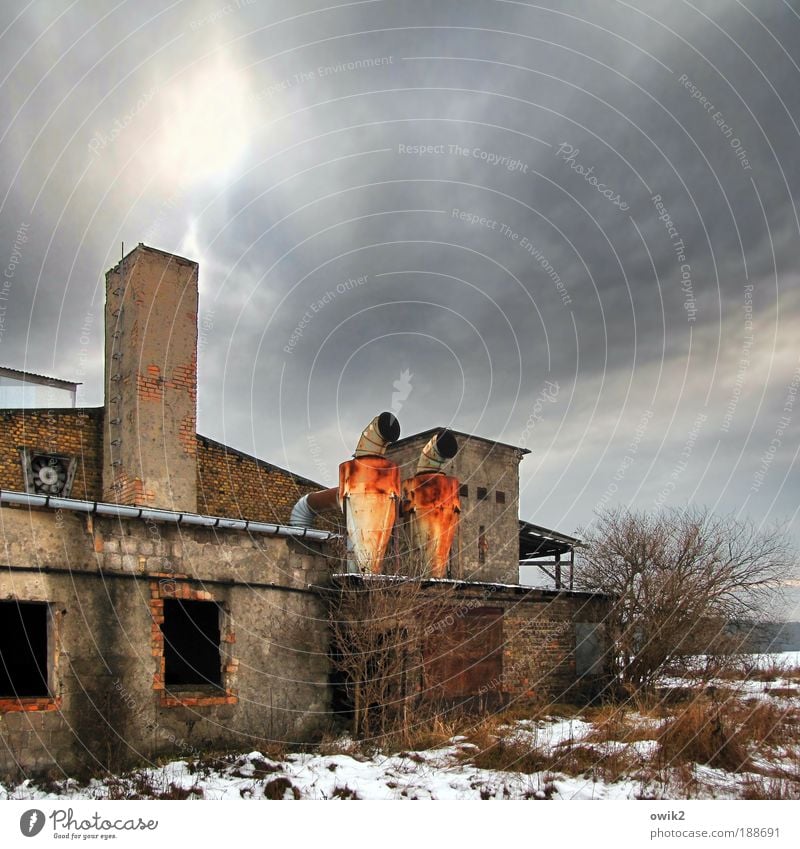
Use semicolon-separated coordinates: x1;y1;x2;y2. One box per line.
102;244;198;511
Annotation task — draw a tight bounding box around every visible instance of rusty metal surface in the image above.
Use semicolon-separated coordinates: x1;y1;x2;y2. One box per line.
339;456;400;574
424;607;504;699
402;473;461;577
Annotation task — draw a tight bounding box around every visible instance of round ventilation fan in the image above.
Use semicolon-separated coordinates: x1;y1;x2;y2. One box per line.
31;455;68;494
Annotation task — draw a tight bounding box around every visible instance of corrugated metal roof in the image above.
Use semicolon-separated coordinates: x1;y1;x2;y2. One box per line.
0;366;80;388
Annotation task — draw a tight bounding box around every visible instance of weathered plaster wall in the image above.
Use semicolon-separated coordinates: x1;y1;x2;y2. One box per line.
0;505;333;780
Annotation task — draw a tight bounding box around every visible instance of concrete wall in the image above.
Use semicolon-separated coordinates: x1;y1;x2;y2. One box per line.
0;505;333;780
386;434;523;583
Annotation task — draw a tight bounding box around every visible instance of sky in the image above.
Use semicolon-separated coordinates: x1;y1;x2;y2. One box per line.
1;1;799;588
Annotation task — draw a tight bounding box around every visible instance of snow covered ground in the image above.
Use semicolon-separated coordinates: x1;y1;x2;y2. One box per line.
1;653;798;801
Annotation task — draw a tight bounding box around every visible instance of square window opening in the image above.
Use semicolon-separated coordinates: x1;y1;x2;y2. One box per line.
459;484;468;498
495;490;506;504
0;601;50;698
162;600;223;689
477;487;488;501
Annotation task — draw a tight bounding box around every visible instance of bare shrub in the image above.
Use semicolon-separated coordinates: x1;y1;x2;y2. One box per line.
328;573;461;742
576;506;796;693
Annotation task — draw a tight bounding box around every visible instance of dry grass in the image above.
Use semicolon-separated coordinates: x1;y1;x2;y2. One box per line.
740;777;800;799
657;699;748;772
582;704;658;744
105;773;204;800
655;695;799;773
762;687;800;698
733;700;800;748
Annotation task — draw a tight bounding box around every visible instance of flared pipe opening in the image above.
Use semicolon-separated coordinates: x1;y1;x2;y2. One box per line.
416;429;459;474
354;411;401;457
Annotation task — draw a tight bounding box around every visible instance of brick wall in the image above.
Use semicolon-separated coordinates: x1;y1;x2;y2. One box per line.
0;405;338;530
0;407;103;499
196;435;334;526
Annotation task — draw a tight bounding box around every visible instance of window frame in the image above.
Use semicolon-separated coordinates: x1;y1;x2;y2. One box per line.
0;599;62;713
150;580;238;708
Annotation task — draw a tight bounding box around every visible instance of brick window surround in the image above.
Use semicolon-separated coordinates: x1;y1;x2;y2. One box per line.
150;578;238;708
0;600;62;714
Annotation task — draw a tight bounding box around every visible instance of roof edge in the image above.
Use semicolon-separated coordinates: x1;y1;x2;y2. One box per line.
389;426;531;455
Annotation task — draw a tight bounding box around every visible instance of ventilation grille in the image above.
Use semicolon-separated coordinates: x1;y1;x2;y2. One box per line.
20;449;78;497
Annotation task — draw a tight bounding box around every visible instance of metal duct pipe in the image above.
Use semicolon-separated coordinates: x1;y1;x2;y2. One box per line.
338;413;402;573
402;431;461;577
0;489;337;541
289;487;339;529
353;411;401;457
416;429;458;474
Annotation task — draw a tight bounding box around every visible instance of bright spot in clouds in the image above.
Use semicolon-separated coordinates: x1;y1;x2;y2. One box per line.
156;57;252;183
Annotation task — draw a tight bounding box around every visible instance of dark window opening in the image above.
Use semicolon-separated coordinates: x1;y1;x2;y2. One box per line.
459;484;468;498
495;490;506;504
476;487;488;500
0;602;49;698
162;600;222;688
478;526;488;564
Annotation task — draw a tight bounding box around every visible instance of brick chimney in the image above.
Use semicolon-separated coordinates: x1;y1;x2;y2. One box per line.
102;244;198;511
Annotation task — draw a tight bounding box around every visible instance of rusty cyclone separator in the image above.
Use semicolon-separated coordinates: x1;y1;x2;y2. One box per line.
339;412;401;574
289;413;402;574
402;430;461;578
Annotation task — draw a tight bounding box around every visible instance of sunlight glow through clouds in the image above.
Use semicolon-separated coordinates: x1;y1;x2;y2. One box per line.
156;57;253;184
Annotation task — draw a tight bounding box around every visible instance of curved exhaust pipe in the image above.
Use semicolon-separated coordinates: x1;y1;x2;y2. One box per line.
289;486;339;529
354;411;401;457
416;429;458;474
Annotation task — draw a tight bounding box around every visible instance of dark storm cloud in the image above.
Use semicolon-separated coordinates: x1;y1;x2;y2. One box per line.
1;1;799;596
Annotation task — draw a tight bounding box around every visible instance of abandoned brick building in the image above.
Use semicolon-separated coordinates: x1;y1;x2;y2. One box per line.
0;243;608;779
